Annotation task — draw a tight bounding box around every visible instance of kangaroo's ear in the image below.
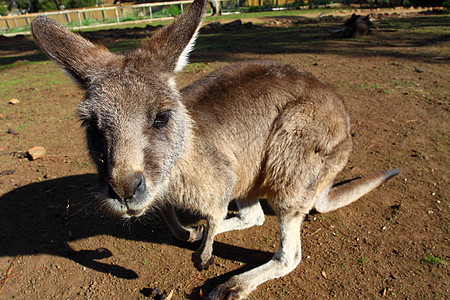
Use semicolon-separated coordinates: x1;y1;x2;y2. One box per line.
134;0;207;73
31;17;116;88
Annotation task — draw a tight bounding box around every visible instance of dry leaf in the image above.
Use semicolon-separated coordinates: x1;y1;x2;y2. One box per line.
166;290;174;300
321;266;328;279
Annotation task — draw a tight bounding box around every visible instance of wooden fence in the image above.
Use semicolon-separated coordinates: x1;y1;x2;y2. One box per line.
1;1;196;32
0;0;299;34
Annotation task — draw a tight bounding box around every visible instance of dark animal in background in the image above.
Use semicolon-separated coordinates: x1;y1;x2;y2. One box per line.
333;14;375;38
31;0;399;298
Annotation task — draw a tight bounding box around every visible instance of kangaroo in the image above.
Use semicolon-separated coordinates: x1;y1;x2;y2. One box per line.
31;0;400;298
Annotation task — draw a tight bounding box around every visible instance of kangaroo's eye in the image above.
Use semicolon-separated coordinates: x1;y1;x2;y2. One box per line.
153;111;171;129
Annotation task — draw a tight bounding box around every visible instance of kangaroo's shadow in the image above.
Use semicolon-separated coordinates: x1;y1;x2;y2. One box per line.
0;174;276;280
185;242;274;300
0;174;188;279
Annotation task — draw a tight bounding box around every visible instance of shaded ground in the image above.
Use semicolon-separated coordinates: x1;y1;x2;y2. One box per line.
0;11;449;299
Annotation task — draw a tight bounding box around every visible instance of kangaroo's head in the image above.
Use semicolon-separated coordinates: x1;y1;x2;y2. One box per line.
31;0;206;218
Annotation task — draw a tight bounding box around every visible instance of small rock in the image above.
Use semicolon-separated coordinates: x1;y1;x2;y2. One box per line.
151;287;161;297
8;98;20;105
27;146;46;160
415;67;424;73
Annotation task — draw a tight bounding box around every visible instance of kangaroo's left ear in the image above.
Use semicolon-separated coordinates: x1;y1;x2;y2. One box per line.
31;16;118;88
130;0;207;74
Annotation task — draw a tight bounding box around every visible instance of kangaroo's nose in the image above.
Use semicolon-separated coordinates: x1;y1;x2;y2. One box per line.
107;172;146;202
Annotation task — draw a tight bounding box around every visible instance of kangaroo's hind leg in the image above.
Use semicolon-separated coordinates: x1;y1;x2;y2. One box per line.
208;200;305;300
208;103;353;299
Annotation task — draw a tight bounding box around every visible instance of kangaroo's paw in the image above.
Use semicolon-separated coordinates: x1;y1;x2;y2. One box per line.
187;223;205;242
192;251;214;271
207;280;247;300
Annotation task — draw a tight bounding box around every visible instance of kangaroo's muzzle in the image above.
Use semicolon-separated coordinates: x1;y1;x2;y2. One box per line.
106;171;149;217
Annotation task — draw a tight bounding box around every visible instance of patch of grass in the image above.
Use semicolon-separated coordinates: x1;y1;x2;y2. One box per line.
0;62;65;95
0;60;32;71
142;244;156;251
153;5;182;18
356;83;381;90
43;79;63;89
423;255;445;266
263;235;271;244
16;124;28;131
0;79;23;90
205;7;341;23
119;16;140;23
183;62;207;70
392;79;417;89
358;257;366;265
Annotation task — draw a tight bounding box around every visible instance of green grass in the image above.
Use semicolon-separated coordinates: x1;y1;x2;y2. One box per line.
423;255;445;266
205;7;339;22
2;6;342;35
0;64;64;98
0;60;32;71
356;83;381;90
263;235;271;243
1;14;448;73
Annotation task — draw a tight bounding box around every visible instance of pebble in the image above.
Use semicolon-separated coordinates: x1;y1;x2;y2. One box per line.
9;98;20;105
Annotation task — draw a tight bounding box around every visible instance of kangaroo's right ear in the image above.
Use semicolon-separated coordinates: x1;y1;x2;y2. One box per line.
31;17;116;88
135;0;207;73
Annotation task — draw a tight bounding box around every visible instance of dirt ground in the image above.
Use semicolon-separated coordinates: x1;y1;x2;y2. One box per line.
0;9;448;300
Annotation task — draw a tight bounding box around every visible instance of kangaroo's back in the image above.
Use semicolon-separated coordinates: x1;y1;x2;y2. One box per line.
181;60;352;199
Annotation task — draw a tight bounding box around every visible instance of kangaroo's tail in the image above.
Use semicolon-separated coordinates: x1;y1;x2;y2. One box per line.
314;169;401;214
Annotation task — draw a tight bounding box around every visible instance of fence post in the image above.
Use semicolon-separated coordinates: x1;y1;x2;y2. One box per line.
114;7;120;24
77;12;82;27
65;12;70;24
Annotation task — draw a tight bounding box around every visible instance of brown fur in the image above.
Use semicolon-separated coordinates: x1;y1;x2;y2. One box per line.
31;1;399;298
